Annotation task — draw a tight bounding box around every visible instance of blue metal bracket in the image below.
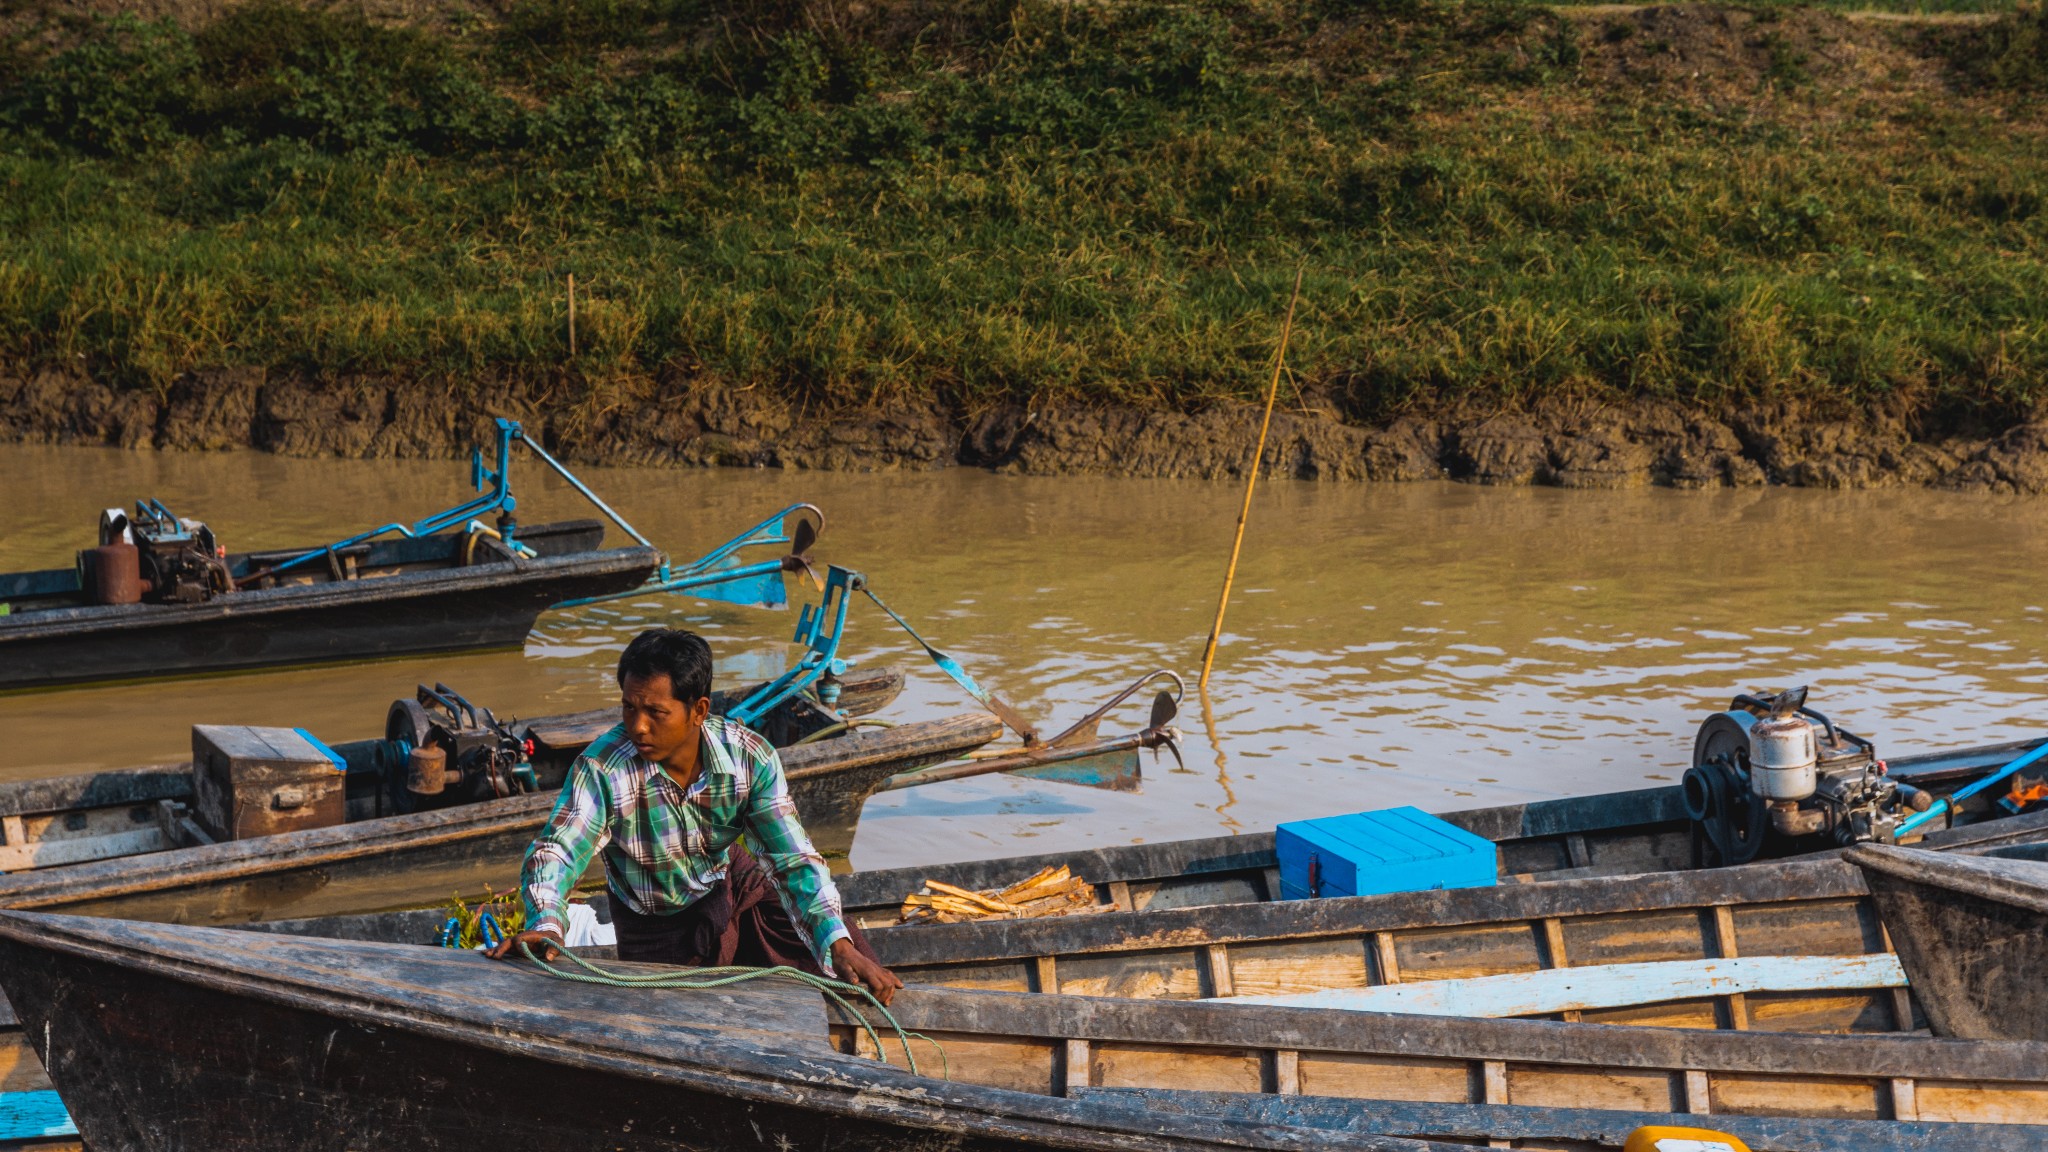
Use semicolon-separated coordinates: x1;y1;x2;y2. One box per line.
726;566;858;727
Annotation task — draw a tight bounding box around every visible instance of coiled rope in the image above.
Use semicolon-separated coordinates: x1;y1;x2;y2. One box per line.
517;942;945;1077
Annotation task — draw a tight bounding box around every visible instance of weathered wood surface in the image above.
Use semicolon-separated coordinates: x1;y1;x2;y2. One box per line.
1077;1088;2048;1151
837;736;2037;924
1850;845;2048;1043
0;912;1438;1152
0;711;998;925
834;982;2048;1125
862;857;1925;1034
0;663;905;822
1223;954;1907;1018
0;544;659;692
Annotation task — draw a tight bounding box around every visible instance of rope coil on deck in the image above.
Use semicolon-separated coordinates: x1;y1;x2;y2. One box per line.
517;943;945;1077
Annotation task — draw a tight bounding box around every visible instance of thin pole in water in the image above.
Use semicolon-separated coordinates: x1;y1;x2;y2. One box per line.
568;273;578;358
1198;265;1304;691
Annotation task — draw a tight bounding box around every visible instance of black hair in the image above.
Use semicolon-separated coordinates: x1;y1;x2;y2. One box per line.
616;628;714;702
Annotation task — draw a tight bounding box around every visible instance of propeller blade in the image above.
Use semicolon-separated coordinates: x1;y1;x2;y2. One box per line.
1155;731;1186;772
790;514;818;560
1148;689;1177;731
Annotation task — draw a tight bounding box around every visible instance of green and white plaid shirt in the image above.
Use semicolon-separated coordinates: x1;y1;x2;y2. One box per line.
520;716;850;973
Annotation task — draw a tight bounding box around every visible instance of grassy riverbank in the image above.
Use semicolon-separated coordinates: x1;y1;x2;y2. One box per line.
1;0;2045;426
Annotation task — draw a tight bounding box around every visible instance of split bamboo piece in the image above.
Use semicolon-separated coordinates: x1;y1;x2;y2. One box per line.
896;865;1107;925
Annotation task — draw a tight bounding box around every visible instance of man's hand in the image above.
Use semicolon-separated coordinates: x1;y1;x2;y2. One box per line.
831;938;903;1006
485;929;563;962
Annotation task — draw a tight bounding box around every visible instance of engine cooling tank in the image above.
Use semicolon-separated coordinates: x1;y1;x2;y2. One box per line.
1749;713;1818;801
88;543;143;605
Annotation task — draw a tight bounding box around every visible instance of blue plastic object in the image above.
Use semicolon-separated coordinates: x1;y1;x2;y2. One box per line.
1275;806;1498;900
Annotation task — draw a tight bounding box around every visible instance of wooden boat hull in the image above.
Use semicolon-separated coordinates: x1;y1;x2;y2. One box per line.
1083;1087;2048;1151
1850;845;2048;1043
839;979;2048;1132
835;739;2048;925
0;711;1001;925
0;913;1418;1152
0;533;659;691
0;664;907;874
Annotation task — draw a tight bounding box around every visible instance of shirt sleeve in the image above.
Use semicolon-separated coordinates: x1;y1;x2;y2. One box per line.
738;738;852;975
520;755;614;941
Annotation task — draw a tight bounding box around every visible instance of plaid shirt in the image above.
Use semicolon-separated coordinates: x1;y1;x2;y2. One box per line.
520;716;850;973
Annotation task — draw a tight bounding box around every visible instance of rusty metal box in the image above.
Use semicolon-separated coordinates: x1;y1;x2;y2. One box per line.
191;725;348;842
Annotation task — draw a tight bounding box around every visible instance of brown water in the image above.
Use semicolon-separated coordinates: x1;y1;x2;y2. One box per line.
4;443;2046;871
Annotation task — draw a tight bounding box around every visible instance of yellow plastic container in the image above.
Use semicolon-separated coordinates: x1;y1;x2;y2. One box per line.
1622;1127;1752;1152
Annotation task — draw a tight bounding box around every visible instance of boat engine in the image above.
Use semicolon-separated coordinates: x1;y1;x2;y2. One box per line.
90;500;232;605
352;684;540;815
1683;687;1933;867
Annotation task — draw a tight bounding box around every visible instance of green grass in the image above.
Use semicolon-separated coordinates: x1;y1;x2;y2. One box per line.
0;0;2044;422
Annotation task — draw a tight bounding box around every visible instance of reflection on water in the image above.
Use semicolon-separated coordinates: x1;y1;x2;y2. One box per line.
3;444;2045;871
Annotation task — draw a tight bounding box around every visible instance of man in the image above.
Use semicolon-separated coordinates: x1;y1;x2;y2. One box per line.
487;627;902;1005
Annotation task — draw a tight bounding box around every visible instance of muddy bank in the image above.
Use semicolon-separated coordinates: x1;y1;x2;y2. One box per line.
5;367;2046;491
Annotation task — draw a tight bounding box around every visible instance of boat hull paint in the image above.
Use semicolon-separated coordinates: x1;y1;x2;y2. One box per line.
0;545;659;691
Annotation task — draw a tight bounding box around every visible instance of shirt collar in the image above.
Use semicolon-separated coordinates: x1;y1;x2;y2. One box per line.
640;716;736;797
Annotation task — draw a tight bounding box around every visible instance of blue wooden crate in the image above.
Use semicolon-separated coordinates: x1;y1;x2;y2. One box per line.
1276;806;1498;900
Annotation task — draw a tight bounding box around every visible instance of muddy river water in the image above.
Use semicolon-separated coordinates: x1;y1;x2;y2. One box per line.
4;443;2046;871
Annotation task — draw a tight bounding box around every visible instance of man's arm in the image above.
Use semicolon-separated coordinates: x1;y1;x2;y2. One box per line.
737;740;853;973
493;757;612;957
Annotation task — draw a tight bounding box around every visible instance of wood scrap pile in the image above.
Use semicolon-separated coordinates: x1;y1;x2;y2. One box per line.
896;865;1107;925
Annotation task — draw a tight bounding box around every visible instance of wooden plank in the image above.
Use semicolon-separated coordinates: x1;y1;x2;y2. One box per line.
1684;1069;1711;1114
1372;931;1401;985
1711;904;1750;1030
1077;1087;2048;1152
1105;881;1134;912
1392;921;1543;981
0;768;191;819
1272;1050;1300;1096
0;827;167;872
857;984;2048;1084
1062;1038;1090;1096
1297;1053;1474;1104
1730;898;1885;958
864;858;1870;969
1538;918;1568;968
1033;955;1058;995
1093;1043;1262;1094
1890;1077;1917;1121
1914;1078;2048;1124
1743;990;1897;1034
1204;944;1235;998
1482;1061;1507;1104
1559;908;1711;966
0;1091;76;1142
1222;955;1906;1020
1225;937;1369;998
1050;948;1203;1000
0;1033;52;1094
1506;1065;1677;1113
1708;1073;1884;1119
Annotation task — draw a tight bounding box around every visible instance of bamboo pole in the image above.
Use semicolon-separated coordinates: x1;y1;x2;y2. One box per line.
567;273;578;358
1197;266;1304;690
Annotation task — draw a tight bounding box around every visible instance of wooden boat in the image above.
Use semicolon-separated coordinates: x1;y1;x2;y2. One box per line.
0;663;909;875
833;737;2048;926
0;912;1432;1152
1849;843;2048;1043
4;913;2046;1151
0;518;660;691
0;713;1000;927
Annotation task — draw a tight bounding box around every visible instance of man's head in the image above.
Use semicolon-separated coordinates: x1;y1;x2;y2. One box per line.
616;628;714;767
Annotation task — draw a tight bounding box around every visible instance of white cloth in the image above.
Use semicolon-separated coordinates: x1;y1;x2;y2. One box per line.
562;902;617;948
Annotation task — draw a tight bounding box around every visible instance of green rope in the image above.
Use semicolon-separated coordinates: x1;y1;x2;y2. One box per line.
517;943;945;1077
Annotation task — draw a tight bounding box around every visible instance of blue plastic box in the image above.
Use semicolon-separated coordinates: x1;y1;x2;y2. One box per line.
1276;806;1498;900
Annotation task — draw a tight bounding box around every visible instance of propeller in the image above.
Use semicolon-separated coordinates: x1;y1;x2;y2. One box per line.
780;511;824;591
